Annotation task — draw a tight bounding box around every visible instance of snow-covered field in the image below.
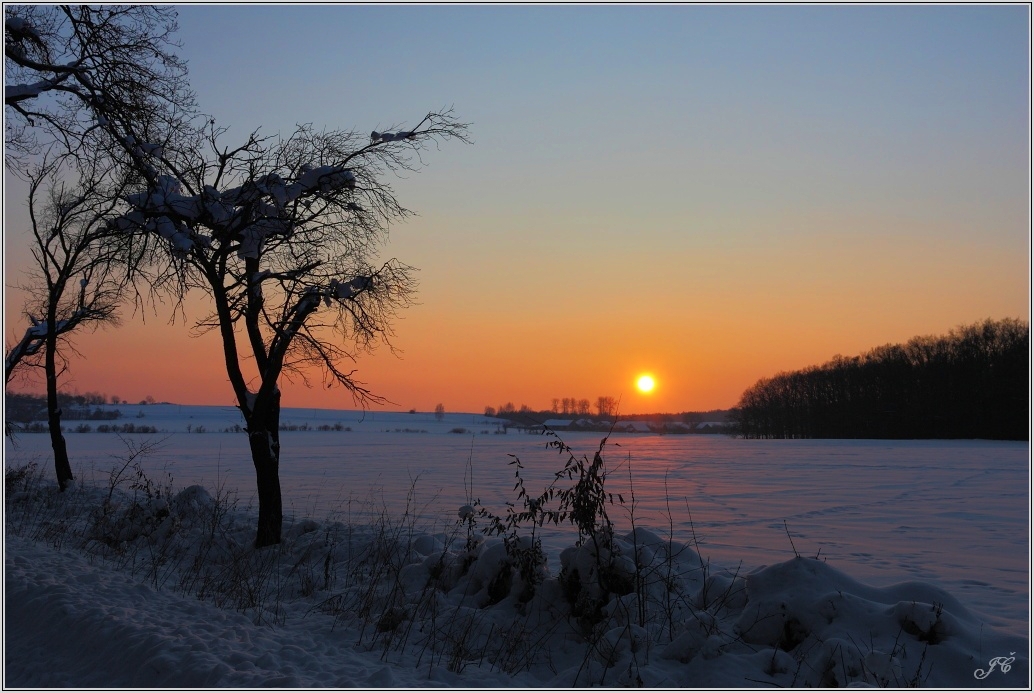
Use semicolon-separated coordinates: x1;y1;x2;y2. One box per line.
4;404;1030;687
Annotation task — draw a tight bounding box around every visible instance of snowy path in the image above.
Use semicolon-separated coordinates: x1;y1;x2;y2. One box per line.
7;529;1031;688
5;535;493;688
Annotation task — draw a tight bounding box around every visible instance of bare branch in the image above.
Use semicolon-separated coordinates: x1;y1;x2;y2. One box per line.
5;153;139;383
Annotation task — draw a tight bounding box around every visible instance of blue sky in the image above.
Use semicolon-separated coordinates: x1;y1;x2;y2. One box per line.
175;5;1028;255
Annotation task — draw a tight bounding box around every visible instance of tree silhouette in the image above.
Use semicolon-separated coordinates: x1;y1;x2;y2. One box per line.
7;155;148;488
113;114;468;547
4;5;195;171
736;319;1029;440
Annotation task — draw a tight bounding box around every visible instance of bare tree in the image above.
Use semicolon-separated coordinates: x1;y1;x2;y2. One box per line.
4;5;196;170
113;113;468;546
5;2;197;373
5;153;145;489
4;5;198;486
434;403;446;421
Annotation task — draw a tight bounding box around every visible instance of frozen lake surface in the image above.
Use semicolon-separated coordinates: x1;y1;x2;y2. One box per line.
5;404;1029;638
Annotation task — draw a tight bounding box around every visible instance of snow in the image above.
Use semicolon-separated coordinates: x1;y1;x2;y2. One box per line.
295;165;356;193
5;534;441;687
241;390;258;411
5;83;45;100
237;225;266;259
118;163;360;259
117;159;361;260
109;209;145;232
139;142;163;156
20;311;87;339
249;270;271;297
372;131;414;143
327;275;371;301
147;215;193;253
4;405;1029;687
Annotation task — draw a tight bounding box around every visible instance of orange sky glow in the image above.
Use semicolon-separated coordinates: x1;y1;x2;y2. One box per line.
3;6;1029;416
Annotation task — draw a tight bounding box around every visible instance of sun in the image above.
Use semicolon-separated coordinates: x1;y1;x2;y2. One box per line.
636;374;656;394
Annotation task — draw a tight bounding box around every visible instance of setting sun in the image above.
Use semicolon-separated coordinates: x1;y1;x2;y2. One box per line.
636;374;656;393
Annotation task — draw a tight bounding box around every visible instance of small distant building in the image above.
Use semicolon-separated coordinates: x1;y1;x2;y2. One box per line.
543;419;573;429
617;421;653;433
695;421;729;431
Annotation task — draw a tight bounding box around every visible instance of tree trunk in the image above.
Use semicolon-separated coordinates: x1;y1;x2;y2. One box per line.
45;335;74;491
247;392;283;548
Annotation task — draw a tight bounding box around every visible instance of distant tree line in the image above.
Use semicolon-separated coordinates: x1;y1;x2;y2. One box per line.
486;396;619;419
5;391;126;423
484;399;734;430
736;318;1029;440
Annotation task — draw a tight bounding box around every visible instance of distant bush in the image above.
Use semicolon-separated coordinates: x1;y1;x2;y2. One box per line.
4;393;47;423
4;391;128;423
93;423;158;434
62;407;122;421
19;422;50;433
315;423;349;432
215;422;352;433
449;427;468;434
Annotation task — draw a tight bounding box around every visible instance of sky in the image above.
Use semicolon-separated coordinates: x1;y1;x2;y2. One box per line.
3;4;1030;415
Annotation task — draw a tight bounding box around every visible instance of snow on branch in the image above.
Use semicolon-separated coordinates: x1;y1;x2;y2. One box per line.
5;5;196;169
4;300;96;383
117;158;362;259
4;329;45;383
323;275;373;306
5;80;58;102
370;130;414;143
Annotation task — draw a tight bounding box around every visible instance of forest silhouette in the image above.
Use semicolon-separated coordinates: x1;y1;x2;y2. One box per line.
736;318;1028;440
